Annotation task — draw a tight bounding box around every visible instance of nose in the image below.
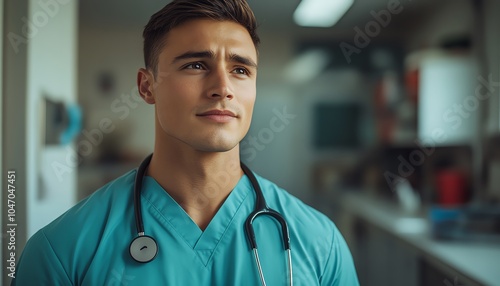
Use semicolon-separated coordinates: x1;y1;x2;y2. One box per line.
206;68;234;100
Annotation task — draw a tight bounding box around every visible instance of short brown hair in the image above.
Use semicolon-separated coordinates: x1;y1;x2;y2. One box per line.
143;0;260;75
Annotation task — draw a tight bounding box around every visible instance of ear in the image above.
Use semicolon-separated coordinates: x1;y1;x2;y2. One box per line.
137;68;156;104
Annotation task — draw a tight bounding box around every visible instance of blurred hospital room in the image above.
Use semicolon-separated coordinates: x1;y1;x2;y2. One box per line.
2;0;500;285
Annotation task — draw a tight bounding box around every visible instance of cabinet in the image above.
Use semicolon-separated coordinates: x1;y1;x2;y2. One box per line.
353;218;419;286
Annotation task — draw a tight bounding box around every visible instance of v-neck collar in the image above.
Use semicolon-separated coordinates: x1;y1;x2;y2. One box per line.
140;173;252;266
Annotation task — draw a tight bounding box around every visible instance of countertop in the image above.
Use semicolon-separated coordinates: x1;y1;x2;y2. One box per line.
335;192;500;286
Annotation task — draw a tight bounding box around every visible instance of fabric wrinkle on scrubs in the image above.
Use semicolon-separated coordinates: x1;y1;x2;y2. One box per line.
12;169;359;286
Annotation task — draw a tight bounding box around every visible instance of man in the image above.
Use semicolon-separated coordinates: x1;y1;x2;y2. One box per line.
13;0;359;285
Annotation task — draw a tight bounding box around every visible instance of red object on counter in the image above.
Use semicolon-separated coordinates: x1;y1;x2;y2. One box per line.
405;69;419;105
436;170;467;207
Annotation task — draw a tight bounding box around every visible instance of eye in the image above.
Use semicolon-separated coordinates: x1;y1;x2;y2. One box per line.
233;67;249;76
184;62;205;70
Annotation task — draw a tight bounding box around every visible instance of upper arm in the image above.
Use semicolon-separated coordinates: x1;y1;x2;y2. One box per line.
320;227;359;286
11;231;73;286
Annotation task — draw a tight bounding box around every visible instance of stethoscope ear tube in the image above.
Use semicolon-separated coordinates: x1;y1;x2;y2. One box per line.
134;154;153;234
241;163;291;251
245;210;291;250
245;215;258;249
242;163;293;286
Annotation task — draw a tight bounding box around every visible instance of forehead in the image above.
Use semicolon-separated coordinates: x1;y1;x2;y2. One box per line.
158;19;257;63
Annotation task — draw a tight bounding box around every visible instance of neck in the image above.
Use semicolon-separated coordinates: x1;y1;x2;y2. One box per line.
147;137;243;231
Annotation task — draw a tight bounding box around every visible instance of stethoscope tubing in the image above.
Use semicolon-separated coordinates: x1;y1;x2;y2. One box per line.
133;153;153;235
241;162;293;285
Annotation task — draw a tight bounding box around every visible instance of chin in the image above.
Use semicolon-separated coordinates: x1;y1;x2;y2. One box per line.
189;131;242;152
192;137;240;153
196;142;239;153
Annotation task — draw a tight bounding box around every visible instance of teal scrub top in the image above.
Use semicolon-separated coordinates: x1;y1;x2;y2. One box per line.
12;169;359;285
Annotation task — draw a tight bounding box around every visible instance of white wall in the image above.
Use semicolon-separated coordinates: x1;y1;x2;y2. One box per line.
26;0;79;237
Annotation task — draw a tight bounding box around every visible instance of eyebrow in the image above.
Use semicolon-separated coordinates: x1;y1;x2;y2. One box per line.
172;50;258;68
229;54;258;68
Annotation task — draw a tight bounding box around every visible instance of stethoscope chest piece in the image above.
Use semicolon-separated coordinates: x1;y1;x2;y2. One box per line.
129;235;158;263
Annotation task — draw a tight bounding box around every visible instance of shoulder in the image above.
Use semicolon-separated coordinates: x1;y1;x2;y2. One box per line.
16;170;137;281
254;173;335;232
43;169;136;237
252;173;336;254
253;173;359;285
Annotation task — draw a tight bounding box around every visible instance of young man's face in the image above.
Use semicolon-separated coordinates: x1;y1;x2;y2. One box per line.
139;19;258;153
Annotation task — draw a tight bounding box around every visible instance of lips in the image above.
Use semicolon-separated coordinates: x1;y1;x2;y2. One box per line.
197;110;237;117
197;109;238;123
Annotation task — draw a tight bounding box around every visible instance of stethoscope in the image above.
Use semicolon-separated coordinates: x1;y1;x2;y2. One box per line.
129;154;293;286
